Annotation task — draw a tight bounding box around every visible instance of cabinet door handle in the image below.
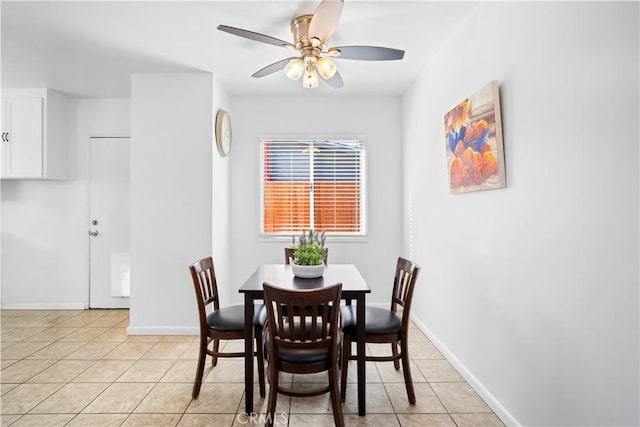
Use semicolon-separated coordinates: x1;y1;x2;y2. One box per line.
2;132;9;142
1;132;5;142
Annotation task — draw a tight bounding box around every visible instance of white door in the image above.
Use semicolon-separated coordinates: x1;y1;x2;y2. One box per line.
89;137;130;308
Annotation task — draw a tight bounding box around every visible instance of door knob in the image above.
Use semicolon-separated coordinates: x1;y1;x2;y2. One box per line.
89;230;99;236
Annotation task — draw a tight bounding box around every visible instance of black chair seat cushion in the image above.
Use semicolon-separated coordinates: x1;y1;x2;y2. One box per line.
207;304;266;332
255;304;267;328
341;305;401;335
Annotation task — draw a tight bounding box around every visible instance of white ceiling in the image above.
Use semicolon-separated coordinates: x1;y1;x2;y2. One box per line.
1;1;477;98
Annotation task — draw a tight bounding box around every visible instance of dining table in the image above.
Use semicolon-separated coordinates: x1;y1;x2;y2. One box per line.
239;263;371;416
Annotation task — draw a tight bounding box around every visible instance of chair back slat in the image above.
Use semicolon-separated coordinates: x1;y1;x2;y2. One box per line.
390;257;420;321
200;268;216;306
284;247;296;265
264;282;342;351
286;305;295;341
189;257;221;333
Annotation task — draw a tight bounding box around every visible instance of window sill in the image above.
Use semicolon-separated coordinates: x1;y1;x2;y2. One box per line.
257;235;368;243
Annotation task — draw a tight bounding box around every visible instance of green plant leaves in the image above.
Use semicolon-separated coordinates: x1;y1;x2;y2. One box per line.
293;229;325;266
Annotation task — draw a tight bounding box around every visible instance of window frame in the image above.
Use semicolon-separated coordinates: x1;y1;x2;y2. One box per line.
259;135;367;240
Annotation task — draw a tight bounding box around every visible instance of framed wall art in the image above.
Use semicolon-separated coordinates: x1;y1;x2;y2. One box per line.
444;80;505;194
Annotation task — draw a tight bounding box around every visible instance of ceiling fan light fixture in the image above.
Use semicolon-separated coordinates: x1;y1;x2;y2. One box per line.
325;48;341;57
316;57;337;80
284;58;305;80
217;0;405;90
303;63;319;88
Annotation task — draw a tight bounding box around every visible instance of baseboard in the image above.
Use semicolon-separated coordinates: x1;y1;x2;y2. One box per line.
0;302;87;310
127;325;198;336
410;314;520;427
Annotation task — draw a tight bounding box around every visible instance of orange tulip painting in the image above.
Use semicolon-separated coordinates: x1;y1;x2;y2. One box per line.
444;81;506;194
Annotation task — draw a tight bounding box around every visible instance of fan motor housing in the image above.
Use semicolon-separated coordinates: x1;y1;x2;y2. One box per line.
291;15;313;49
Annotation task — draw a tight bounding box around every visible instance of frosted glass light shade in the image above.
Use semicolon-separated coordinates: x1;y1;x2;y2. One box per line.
303;63;319;88
316;57;337;80
284;58;305;80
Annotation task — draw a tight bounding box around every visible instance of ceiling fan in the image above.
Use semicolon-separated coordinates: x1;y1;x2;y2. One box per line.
217;0;405;89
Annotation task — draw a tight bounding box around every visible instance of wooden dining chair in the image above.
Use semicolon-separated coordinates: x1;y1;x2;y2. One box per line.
339;257;421;404
284;247;329;264
263;282;344;427
188;256;266;399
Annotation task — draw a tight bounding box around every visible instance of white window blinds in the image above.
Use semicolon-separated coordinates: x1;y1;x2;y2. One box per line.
261;139;366;236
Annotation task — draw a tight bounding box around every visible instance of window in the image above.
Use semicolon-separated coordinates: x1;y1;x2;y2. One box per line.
261;138;366;237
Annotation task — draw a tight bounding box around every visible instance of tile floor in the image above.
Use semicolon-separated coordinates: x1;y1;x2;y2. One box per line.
1;309;505;426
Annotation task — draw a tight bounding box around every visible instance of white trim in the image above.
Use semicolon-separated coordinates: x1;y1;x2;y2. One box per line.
259;133;368;143
410;314;520;427
256;236;369;243
0;302;87;310
127;326;198;336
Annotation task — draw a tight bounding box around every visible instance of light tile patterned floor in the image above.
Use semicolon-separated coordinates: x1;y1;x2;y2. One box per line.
0;309;505;426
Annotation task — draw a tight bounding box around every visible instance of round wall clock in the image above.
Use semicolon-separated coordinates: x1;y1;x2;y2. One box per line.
215;109;232;157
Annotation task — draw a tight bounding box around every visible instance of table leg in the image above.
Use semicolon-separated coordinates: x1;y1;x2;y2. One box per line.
356;294;366;416
244;294;255;414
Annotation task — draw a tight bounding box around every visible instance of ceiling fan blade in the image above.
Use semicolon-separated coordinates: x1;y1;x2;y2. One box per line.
331;46;405;61
217;25;295;49
323;70;344;89
308;0;344;43
251;57;296;78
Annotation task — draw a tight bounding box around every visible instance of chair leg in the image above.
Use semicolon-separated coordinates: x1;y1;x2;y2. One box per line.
266;363;279;427
400;340;416;404
212;339;220;366
192;337;207;399
392;342;400;370
339;334;351;402
329;358;345;427
255;328;266;398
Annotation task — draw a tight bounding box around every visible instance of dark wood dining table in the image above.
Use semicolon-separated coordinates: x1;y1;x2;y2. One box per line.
239;263;371;416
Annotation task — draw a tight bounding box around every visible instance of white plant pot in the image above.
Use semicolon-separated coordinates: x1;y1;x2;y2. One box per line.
291;263;325;278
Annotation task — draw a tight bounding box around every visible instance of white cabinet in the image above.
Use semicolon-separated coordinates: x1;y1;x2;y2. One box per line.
1;89;69;179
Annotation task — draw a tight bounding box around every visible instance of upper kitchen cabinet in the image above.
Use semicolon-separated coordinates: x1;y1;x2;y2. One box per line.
1;89;70;179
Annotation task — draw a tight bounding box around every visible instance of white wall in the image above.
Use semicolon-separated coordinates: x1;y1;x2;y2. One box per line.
402;2;638;426
212;76;232;307
228;96;402;305
128;73;214;335
1;98;129;309
1;76;230;333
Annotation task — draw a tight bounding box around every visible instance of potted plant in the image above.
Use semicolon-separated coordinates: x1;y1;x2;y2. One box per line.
291;229;326;278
